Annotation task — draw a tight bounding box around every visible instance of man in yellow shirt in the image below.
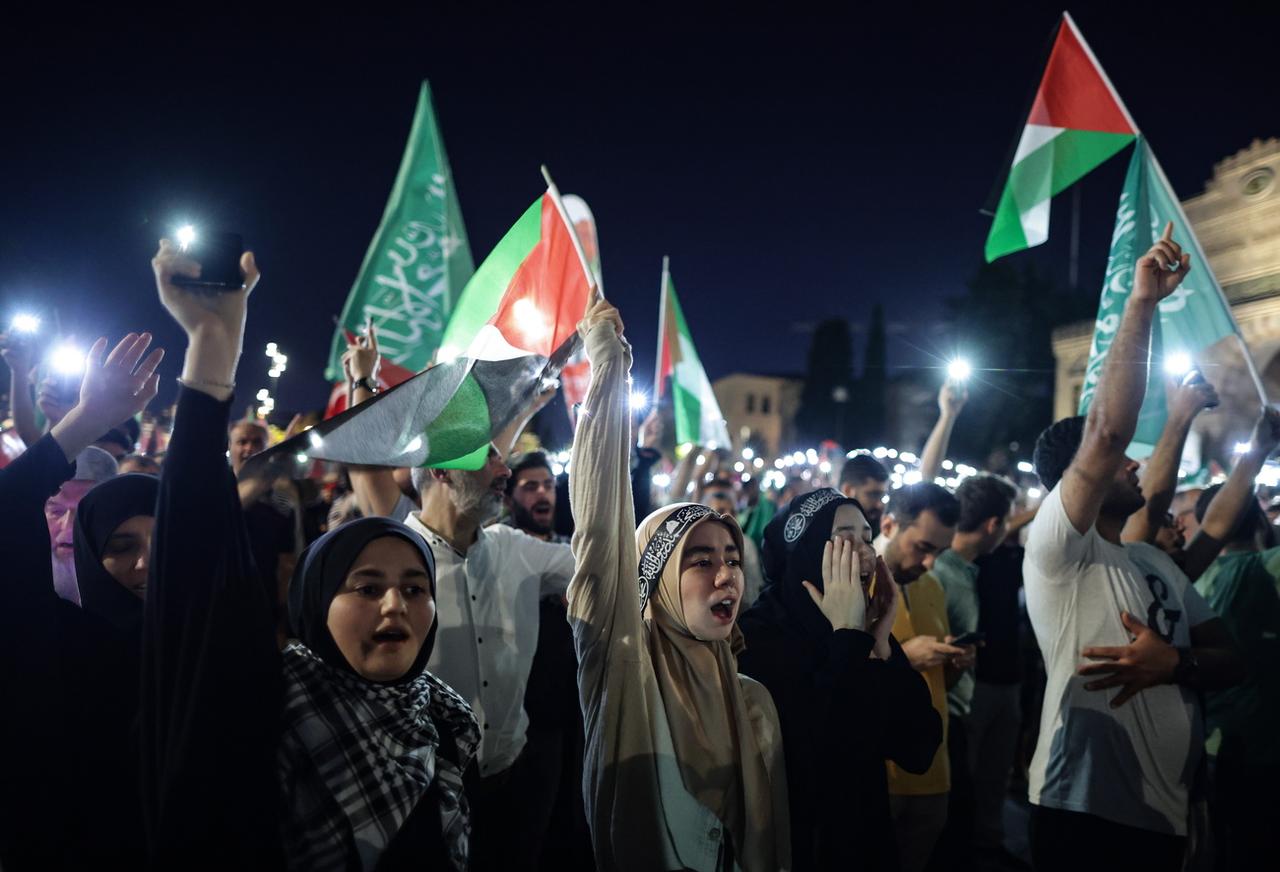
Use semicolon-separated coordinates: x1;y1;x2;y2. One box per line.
876;483;972;872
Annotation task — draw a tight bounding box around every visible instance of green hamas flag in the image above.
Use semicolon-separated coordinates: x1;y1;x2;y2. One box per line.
1078;137;1239;455
325;81;475;381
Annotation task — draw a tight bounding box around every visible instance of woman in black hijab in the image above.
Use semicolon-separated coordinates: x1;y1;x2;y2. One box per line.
73;473;158;629
139;240;476;871
0;333;163;870
279;517;478;871
737;488;942;871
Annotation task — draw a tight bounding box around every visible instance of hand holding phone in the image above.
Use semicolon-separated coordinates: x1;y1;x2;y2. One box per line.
173;229;246;291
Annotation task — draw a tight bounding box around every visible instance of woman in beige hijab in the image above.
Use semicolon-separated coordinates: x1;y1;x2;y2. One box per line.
566;299;790;872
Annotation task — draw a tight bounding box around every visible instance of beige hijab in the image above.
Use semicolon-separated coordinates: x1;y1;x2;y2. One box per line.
636;503;785;872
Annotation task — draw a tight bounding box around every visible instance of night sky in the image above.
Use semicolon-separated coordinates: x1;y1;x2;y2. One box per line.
2;4;1276;419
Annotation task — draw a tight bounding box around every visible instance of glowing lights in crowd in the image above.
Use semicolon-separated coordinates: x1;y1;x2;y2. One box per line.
947;358;972;382
629;390;649;411
1017;461;1035;474
1163;351;1193;377
176;224;197;251
49;343;86;376
266;342;288;379
742;447;755;460
10;313;40;333
1234;441;1253;454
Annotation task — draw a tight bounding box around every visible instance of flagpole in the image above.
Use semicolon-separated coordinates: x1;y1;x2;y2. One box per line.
1144;147;1269;408
654;256;670;399
540;165;601;302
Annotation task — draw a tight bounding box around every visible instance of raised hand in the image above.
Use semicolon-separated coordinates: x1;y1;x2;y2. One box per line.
1166;375;1218;423
939;381;968;417
153;238;259;399
640;408;664;450
341;317;380;384
803;537;867;632
1133;222;1192;304
1078;611;1178;708
1249;406;1280;458
866;555;899;659
152;238;260;341
49;333;164;462
577;298;624;342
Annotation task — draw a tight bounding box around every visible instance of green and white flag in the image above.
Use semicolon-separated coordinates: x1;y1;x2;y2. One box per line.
655;258;730;448
325;81;474;382
1078;137;1241;454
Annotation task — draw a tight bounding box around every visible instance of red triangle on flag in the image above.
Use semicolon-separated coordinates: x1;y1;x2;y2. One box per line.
1027;15;1135;135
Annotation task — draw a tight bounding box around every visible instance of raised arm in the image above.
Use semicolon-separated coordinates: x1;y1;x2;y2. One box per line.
919;381;967;482
1122;377;1218;544
340;322;405;518
1179;408;1280;580
1;332;42;448
566;299;637;674
1062;223;1191;534
141;240;282;867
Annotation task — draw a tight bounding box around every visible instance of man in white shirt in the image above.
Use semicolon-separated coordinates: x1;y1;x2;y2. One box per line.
402;442;575;870
1023;225;1244;871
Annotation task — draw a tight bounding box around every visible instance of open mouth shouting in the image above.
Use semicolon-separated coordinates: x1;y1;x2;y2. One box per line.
371;625;411;646
709;596;738;624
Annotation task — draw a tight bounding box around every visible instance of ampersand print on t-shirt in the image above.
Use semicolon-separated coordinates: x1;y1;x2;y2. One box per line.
1143;573;1182;643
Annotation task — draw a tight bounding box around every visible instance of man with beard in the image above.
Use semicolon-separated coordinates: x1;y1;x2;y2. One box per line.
1024;225;1244;871
506;451;569;543
403;443;576;870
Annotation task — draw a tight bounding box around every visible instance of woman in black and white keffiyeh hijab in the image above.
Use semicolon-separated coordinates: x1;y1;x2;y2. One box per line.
280;516;479;871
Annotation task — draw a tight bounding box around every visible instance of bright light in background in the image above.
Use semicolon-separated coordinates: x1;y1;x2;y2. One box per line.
49;343;85;375
942;460;955;470
774;458;784;469
1234;441;1253;454
652;472;671;488
552;462;565;476
742;473;752;483
900;452;918;464
734;461;745;473
886;448;899;459
1028;487;1043;500
1163;351;1193;377
308;430;324;450
742;448;754;460
947;358;972;381
805;449;819;465
10;313;40;333
904;470;923;485
873;447;888;458
629;390;648;411
695;454;706;466
176;225;197;251
753;457;764;469
819;460;832;474
295;453;308;465
256;389;270;401
1255;465;1280;488
1017;461;1035;474
894;463;906;473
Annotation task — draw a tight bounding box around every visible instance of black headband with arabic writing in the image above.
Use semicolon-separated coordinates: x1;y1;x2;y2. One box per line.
637;504;715;611
781;488;843;547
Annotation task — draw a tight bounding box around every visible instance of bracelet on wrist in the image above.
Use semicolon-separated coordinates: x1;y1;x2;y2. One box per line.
177;375;235;392
351;376;379;395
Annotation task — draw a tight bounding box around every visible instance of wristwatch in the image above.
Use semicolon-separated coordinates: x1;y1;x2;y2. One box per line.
1171;647;1199;686
351;377;379;395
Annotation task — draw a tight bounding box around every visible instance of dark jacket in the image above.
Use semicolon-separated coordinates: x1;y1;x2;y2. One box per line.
737;491;942;871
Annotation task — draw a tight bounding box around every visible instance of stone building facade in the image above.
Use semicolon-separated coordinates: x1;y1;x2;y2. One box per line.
1052;138;1280;461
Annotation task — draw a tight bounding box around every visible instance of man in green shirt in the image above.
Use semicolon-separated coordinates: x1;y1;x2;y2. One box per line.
1192;486;1280;868
928;473;1018;870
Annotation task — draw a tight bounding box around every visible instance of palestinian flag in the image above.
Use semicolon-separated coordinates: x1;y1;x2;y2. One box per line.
984;12;1137;262
245;186;594;478
655;258;730;449
557;194;603;423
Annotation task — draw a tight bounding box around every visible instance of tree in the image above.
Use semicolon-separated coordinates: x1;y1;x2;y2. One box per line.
846;303;887;448
943;261;1095;460
795;318;854;446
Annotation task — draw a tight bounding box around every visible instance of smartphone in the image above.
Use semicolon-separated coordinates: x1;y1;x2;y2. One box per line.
174;231;245;291
950;631;985;647
1181;369;1219;409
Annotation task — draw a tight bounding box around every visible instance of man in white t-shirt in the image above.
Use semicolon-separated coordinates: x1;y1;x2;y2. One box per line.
1023;224;1244;872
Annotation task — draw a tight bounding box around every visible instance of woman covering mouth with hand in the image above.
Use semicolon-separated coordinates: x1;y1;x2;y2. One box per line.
737;490;943;871
566;297;790;872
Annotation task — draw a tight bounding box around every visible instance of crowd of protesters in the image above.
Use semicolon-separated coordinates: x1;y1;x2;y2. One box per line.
0;224;1276;872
